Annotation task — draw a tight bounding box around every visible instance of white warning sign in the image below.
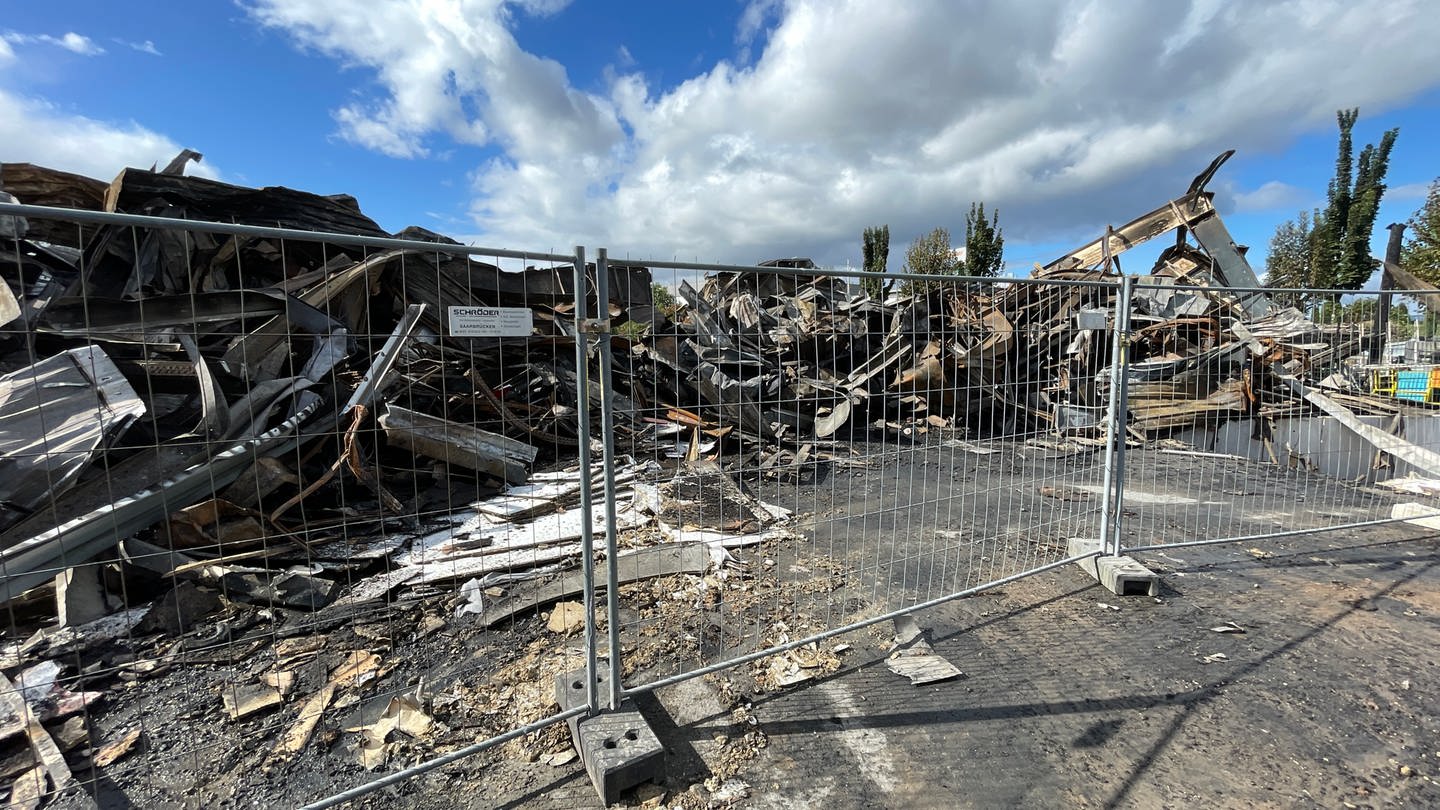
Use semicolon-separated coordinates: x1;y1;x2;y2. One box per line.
447;306;534;337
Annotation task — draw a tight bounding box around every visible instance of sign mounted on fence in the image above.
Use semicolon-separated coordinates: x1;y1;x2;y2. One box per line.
447;306;533;337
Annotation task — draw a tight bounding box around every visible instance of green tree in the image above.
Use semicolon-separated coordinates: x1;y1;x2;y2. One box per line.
1344;298;1376;320
616;282;679;339
1392;302;1417;339
1424;308;1440;339
861;224;890;299
1403;178;1440;287
1341;298;1415;338
1264;211;1315;307
901;227;959;294
650;281;677;316
1311;108;1399;291
962;202;1004;277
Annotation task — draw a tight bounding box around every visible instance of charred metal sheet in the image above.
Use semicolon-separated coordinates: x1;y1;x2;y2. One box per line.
379;405;537;484
342;303;426;415
0;346;145;531
0;397;323;603
39;290;291;334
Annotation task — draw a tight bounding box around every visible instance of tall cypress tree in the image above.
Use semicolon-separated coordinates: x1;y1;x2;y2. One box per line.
1310;109;1398;290
861;224;890;298
963;202;1004;277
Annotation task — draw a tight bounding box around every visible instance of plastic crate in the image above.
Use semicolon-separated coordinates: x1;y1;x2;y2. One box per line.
1396;370;1428;390
1395;369;1435;404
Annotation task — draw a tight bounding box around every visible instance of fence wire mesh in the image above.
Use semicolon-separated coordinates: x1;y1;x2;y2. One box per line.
5;195;1440;809
604;261;1122;695
0;204;591;807
1112;284;1440;555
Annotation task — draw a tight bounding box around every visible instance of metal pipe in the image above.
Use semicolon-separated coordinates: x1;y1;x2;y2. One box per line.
297;706;588;810
622;254;1120;288
1110;273;1134;556
593;248;625;711
1097;274;1124;556
570;246;599;716
1120;514;1431;554
0;201;572;262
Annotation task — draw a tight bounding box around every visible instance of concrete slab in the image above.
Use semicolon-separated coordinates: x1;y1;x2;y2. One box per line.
555;665;665;805
572;709;665;805
1068;537;1160;597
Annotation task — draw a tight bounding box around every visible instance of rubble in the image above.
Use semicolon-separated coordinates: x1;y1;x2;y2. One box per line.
884;615;964;685
0;151;1413;609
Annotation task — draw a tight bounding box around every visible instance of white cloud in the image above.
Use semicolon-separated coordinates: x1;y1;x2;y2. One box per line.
737;0;784;46
56;32;104;56
0;30;207;187
2;31;105;56
0;88;217;184
1230;180;1313;214
246;0;613;163
245;0;1440;264
1389;181;1434;201
115;38;163;56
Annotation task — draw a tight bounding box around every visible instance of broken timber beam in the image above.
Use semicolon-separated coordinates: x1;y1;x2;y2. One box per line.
1286;382;1440;478
0;672;75;796
1042;150;1270;319
481;543;709;626
378;405;537;484
1043;190;1211;273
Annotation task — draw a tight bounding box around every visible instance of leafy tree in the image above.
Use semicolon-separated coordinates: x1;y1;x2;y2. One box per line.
1403;178;1440;287
1310;108;1398;291
616;282;679;339
1344;298;1375;320
861;224;890;299
1392;302;1417;340
1313;299;1345;324
1423;308;1440;339
962;202;1004;277
650;281;677;316
1264;211;1315;307
1322;298;1414;342
901;227;959;294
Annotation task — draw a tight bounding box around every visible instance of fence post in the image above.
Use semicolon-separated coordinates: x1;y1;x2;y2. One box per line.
1109;273;1134;556
593;248;624;711
1098;275;1123;555
570;246;600;716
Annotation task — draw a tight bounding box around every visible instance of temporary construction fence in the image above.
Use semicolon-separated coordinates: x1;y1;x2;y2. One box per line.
1113;281;1440;558
2;179;1440;808
0;196;608;808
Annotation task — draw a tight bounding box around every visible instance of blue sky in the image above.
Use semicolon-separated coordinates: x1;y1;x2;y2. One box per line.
4;0;1440;282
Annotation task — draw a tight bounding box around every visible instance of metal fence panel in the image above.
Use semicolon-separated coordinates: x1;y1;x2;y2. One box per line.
9;192;1436;808
1112;284;1440;555
597;260;1125;697
0;203;591;807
